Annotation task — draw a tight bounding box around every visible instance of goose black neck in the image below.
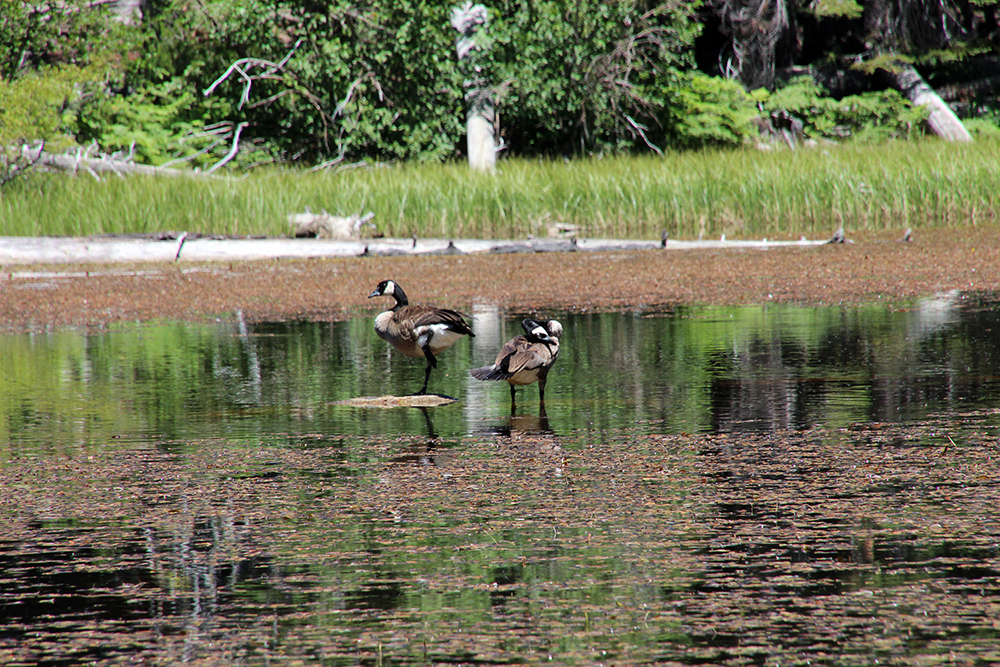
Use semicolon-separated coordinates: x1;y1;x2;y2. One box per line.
390;285;409;310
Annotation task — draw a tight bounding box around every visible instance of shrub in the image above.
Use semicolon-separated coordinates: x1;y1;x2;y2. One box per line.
661;71;757;147
0;65;104;185
756;76;928;142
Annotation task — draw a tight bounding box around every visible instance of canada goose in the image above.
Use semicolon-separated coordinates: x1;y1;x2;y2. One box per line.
368;280;475;395
470;318;562;404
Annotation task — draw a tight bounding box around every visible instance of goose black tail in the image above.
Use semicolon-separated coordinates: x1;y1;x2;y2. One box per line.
470;366;511;381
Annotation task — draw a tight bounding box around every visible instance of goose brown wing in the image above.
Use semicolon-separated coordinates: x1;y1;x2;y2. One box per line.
471;336;555;381
400;305;474;336
501;338;554;375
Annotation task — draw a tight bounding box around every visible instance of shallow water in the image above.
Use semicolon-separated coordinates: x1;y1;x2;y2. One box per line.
2;292;1000;665
3;290;1000;451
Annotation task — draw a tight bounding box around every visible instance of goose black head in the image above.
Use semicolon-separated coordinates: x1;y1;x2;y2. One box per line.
521;318;554;345
368;280;408;307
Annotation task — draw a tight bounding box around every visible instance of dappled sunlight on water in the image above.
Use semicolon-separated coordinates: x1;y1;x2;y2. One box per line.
2;293;1000;664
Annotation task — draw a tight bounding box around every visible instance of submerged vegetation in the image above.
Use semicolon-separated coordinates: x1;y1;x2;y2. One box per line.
2;138;998;240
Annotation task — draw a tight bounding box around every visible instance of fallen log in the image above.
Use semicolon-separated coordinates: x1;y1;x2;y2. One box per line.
0;234;832;266
33;149;209;178
289;209;377;239
885;64;972;142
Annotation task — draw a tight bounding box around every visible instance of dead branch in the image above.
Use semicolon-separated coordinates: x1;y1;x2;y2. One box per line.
206;122;249;173
203;39;303;109
205;41;375;156
3;143;227;180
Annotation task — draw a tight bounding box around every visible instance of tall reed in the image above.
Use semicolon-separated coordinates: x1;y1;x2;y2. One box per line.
2;139;997;239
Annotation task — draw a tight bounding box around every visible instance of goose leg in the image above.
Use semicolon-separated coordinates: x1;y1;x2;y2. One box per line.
538;376;547;404
414;346;437;395
416;364;433;395
422;345;438;368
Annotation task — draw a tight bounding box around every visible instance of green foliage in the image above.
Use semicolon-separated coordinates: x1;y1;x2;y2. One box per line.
0;0;132;79
851;53;913;77
807;0;863;19
483;0;702;155
661;71;756;147
0;64;107;184
72;0;703;163
759;76;928;142
75;78;248;167
0;0;974;169
4;140;999;239
1;69;78;146
111;0;469;164
964;116;1000;138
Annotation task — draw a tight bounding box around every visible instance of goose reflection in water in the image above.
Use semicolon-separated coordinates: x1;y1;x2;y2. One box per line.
387;407;456;466
483;404;554;438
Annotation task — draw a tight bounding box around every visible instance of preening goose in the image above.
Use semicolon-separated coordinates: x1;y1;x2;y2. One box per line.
368;280;475;395
470;318;562;404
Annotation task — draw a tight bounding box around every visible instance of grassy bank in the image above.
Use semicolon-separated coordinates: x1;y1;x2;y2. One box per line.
2;139;998;239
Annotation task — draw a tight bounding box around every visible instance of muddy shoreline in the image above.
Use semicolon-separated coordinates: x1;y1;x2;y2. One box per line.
2;227;998;332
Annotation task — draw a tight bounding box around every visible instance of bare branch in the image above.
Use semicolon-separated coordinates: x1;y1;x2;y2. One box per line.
206;122;249;173
203;39;303;109
624;115;663;155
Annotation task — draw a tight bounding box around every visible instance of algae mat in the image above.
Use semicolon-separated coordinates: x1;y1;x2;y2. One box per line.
2;228;999;332
1;418;998;665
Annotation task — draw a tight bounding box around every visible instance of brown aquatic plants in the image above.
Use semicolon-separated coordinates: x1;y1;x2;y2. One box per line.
1;227;998;332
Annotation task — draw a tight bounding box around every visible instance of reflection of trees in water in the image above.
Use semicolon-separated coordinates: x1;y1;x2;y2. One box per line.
704;292;1000;431
143;510;279;661
0;510;282;663
708;333;820;432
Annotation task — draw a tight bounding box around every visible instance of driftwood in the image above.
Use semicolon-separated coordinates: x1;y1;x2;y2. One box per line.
0;234;834;266
750;109;808;149
289;209;377;239
548;223;583;238
886;64;972;142
38;150;192;178
335;395;458;408
7;144;232;180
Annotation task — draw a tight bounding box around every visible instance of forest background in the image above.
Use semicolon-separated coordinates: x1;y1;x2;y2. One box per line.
2;0;1000;240
5;0;1000;169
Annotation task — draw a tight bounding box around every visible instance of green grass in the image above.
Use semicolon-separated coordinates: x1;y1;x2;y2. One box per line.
2;138;999;239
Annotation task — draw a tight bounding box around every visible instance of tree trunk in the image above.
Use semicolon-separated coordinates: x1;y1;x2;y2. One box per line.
888;64;972;142
451;2;497;171
466;98;496;172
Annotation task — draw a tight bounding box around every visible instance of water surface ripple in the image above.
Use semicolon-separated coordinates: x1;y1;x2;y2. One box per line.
1;292;999;665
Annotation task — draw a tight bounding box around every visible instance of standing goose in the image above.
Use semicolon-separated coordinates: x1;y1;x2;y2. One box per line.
470;318;562;405
368;280;475;395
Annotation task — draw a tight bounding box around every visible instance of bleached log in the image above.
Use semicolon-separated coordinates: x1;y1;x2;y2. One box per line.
888;64;972;142
27;149;217;178
288;209;376;239
0;235;833;266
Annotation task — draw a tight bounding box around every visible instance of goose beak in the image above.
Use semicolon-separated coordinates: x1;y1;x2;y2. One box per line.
368;290;380;299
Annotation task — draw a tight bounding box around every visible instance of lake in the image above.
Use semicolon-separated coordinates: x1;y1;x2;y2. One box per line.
1;290;998;665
